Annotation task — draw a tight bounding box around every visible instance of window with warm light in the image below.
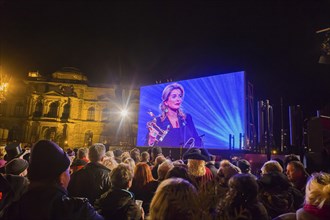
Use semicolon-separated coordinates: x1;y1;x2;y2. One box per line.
48;102;59;118
102;108;110;121
87;107;95;121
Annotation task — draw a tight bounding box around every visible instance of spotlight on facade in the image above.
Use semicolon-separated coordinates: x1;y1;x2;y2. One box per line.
0;73;10;103
120;109;128;117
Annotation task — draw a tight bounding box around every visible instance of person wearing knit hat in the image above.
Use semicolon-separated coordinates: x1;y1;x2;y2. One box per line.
28;140;71;182
1;140;104;220
5;158;28;176
0;158;29;217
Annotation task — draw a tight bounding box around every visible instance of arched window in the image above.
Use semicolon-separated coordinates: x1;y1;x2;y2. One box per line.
101;108;110;121
61;104;70;119
30;122;39;143
14;102;24;116
48;102;59;118
44;127;56;141
8;125;22;142
87;107;95;121
34;101;43;117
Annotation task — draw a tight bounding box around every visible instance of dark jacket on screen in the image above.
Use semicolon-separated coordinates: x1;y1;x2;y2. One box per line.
1;184;104;220
94;188;142;220
147;114;201;147
68;162;111;205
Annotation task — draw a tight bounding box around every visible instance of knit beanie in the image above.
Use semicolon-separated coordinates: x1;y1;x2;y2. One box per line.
5;158;29;175
28;140;70;181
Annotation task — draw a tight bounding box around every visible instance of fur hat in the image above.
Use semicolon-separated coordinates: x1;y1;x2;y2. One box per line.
183;148;210;161
28;140;70;181
4;142;25;162
5;158;29;175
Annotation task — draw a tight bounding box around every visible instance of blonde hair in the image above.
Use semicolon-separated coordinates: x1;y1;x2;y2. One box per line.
261;160;283;174
155;155;166;166
123;157;136;172
0;147;6;159
187;159;206;177
305;172;330;208
218;160;241;179
121;151;131;162
110;163;133;189
102;157;118;170
159;83;186;122
219;159;232;168
149;178;200;220
157;160;174;181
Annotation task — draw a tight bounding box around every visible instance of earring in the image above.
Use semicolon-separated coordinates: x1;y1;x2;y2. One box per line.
164;107;168;113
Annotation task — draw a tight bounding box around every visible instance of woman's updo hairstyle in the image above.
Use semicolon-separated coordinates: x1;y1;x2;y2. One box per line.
305;172;330;209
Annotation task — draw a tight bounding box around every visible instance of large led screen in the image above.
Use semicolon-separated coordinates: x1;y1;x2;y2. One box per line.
137;71;246;149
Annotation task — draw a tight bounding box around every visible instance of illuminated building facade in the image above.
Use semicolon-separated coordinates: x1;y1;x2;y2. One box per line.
0;67;139;149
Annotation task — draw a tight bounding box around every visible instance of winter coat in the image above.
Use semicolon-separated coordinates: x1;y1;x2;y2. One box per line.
130;180;159;214
0;174;29;217
94;188;142;220
68;162;111;205
258;172;304;219
1;184;103;220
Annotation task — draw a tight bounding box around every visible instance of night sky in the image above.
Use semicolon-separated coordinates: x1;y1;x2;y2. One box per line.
1;0;330;119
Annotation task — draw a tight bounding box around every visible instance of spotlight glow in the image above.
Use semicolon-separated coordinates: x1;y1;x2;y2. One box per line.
121;109;128;117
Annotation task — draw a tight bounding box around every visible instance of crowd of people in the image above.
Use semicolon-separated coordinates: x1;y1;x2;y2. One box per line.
0;140;330;220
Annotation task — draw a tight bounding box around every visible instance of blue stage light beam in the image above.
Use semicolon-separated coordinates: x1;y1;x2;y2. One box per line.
137;71;246;149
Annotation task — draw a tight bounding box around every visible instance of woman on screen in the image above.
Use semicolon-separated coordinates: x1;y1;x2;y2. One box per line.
147;83;201;147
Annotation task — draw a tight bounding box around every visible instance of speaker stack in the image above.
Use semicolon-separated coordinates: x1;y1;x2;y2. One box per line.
305;116;330;172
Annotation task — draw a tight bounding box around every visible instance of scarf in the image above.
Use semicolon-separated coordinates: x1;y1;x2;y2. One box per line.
303;204;330;220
